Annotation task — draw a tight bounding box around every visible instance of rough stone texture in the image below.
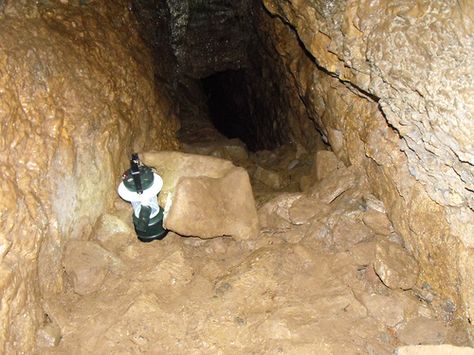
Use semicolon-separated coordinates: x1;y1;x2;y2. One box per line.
182;138;249;164
165;0;251;78
253;165;287;190
142;151;235;205
133;0;252;79
362;209;393;236
164;167;259;240
143;151;259;240
396;345;474;355
315;150;343;181
360;293;404;327
36;321;62;348
0;1;178;352
32;119;470;352
63;241;123;296
398;317;448;345
374;240;419;290
300;150;342;190
258;0;474;326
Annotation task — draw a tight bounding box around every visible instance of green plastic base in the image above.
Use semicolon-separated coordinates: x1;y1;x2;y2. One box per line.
132;209;168;243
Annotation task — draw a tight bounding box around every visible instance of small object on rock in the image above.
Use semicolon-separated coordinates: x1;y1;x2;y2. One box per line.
396;344;474;355
287;159;299;170
374;240;419;290
398;317;448;345
36;322;61;348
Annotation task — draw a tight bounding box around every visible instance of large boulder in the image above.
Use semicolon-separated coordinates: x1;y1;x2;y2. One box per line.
142;151;259;240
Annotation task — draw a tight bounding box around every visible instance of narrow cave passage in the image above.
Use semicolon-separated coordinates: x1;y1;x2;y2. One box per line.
200;69;257;151
1;0;472;353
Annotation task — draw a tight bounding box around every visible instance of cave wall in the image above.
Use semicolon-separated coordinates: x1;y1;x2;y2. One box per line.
166;0;251;79
0;1;178;352
258;0;474;324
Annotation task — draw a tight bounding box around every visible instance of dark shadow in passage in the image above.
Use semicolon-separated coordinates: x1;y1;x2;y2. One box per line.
201;69;257;151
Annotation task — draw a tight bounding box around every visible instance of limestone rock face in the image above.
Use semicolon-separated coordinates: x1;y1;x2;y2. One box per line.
374;240;419;290
258;0;474;324
0;1;178;352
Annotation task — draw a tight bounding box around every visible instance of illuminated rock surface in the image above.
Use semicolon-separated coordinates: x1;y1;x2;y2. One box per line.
0;0;473;353
0;1;178;352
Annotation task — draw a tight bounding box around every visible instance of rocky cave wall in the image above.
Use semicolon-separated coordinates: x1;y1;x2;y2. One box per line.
0;1;178;352
0;0;473;352
256;0;474;325
133;0;303;151
148;0;474;329
158;0;474;327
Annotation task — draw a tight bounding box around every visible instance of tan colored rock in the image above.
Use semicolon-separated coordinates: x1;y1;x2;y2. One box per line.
300;150;342;190
328;216;374;252
93;214;134;252
374;241;419;290
315;150;342;181
398;317;448;345
258;193;301;230
288;195;330;225
310;166;363;204
164;167;259;240
253;165;287;190
36;322;61;348
137;249;193;287
396;345;474;355
350;241;377;266
63;241;122;295
142;151;235;205
362;209;393;236
361;294;405;327
182;138;249;164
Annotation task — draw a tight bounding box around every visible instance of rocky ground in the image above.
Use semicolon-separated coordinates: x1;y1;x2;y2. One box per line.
40;116;473;354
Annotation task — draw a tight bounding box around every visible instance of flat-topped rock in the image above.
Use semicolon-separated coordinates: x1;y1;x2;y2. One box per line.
147;152;259;240
142;151;236;205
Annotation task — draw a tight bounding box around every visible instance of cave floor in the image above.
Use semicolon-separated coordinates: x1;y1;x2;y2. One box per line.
42;116;470;354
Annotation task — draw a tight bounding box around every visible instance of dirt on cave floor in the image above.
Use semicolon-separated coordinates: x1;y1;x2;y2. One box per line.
41;114;472;354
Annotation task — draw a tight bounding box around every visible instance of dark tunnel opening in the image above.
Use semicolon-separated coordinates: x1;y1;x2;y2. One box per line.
200;69;258;151
131;0;294;153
